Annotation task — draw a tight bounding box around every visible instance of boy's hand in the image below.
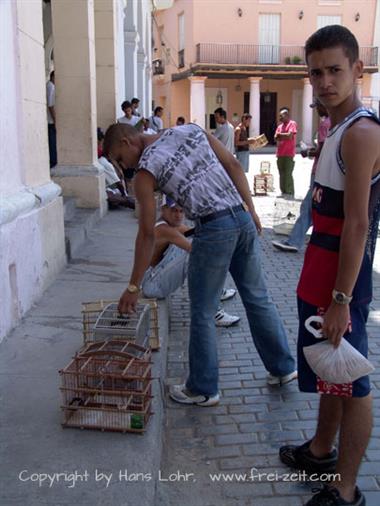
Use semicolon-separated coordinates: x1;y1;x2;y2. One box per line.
322;303;350;348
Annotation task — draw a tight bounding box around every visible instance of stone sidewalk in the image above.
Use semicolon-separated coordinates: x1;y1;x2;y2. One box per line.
1;153;379;506
158;194;380;506
0;208;169;506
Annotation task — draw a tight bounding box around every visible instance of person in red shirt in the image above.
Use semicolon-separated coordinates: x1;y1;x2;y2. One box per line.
272;100;330;252
274;107;298;197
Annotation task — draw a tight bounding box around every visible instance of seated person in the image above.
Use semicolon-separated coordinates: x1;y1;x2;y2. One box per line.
142;197;240;327
98;154;135;210
143;118;157;135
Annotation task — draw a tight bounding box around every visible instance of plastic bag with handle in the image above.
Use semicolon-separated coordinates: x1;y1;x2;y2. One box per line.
303;316;375;384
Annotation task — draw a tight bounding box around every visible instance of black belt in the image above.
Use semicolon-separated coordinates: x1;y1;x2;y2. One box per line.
199;204;245;224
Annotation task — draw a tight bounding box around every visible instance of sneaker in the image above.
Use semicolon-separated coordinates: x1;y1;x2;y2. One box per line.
169;384;220;406
279;440;338;475
305;486;365;506
267;370;298;386
220;288;237;301
272;240;299;253
214;309;240;327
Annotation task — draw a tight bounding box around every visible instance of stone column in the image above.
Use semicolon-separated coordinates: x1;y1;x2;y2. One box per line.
1;0;65;338
124;0;138;100
145;62;152;117
94;0;118;130
302;78;313;145
189;76;207;128
248;77;262;137
137;50;146;112
51;0;106;214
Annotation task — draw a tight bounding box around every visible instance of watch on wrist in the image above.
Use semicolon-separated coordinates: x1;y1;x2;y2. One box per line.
126;283;140;294
332;289;352;305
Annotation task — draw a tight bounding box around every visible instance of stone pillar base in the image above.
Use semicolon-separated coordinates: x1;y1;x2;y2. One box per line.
0;187;66;340
51;163;107;217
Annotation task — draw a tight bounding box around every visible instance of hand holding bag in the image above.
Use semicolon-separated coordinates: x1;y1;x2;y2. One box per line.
303;316;375;384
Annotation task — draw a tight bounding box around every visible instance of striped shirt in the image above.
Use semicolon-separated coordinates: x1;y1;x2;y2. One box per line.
297;107;380;307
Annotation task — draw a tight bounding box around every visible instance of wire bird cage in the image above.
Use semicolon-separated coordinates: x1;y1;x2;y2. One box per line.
82;298;160;350
60;340;153;434
93;303;150;347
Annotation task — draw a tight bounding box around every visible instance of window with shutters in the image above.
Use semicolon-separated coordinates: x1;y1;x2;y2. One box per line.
259;13;281;64
317;15;342;28
178;12;185;68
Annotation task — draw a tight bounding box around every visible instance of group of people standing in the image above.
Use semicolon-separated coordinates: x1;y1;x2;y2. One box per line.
117;97;164;134
213;109;256;173
212;103;300;202
102;24;380;506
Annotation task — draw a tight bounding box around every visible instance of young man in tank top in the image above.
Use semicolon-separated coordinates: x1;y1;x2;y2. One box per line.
141;196;241;327
103;119;297;407
279;26;380;506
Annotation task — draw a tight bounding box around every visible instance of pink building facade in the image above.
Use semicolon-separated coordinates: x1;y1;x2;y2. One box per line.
153;0;379;144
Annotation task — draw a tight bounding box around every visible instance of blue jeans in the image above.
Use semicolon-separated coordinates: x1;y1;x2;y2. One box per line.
142;244;188;299
287;174;314;250
186;208;296;396
236;150;250;172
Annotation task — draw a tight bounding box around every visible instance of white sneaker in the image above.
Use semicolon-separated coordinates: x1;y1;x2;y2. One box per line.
272;240;299;253
220;288;237;301
267;370;298;386
169;384;220;406
214;309;240;327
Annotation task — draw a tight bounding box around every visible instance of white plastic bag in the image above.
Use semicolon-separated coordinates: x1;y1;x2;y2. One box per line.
303;316;375;384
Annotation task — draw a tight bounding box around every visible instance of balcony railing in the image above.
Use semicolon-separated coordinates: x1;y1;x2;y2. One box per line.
152;58;165;75
178;49;185;68
195;43;379;67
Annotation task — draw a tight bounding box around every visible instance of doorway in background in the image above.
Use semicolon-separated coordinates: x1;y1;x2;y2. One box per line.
243;91;277;144
260;92;277;144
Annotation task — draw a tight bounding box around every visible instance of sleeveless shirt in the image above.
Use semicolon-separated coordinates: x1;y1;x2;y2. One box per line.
297;107;380;307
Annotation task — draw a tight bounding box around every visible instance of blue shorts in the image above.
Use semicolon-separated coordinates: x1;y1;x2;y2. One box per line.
297;298;370;398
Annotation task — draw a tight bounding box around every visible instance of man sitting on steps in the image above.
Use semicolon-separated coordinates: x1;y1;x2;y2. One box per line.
142;196;240;328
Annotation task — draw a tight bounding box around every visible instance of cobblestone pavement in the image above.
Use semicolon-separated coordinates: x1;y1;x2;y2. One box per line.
157;185;380;505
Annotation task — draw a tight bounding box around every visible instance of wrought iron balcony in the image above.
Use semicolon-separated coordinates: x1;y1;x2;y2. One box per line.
195;43;379;67
178;49;185;68
152;58;165;75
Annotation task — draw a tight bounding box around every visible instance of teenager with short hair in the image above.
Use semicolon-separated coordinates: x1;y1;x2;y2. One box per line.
141;196;240;327
279;25;380;506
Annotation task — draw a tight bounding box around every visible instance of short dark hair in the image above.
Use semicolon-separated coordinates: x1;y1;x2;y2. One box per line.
154;106;163;115
214;108;227;119
131;98;140;105
50;70;55;80
305;25;359;65
103;123;138;157
176;116;185;125
241;113;252;121
97;127;104;142
121;100;132;111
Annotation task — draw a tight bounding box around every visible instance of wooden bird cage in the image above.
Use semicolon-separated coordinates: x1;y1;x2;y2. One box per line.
59;340;153;434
